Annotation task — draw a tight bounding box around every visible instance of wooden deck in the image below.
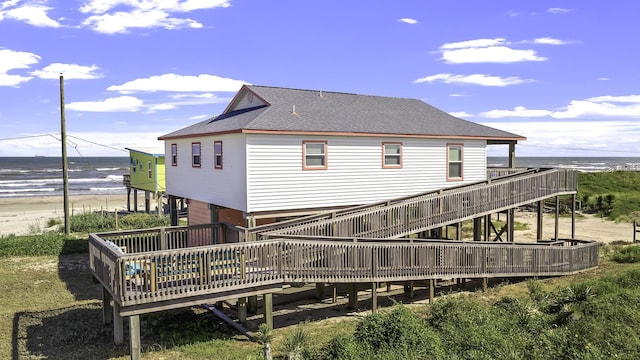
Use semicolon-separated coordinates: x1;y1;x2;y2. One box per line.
90;168;592;315
90;167;597;358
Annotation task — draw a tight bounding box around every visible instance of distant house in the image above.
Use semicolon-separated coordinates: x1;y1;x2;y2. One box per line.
158;85;525;229
125;147;166;213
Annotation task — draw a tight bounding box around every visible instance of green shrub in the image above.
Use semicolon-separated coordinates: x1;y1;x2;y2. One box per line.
0;233;87;257
611;245;640;263
318;334;360;360
282;327;311;360
69;212;116;233
354;305;444;357
68;211;170;233
47;218;62;228
119;213;170;229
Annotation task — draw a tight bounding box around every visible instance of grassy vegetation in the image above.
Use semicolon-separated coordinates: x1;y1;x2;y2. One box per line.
0;212;171;258
0;232;87;257
1;244;639;359
69;211;170;233
578;171;640;222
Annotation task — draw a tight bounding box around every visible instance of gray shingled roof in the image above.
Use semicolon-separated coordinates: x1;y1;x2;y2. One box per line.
159;85;524;140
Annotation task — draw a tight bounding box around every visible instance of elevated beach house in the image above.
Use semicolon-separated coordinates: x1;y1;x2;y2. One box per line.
158;85;525;230
124;147;166;213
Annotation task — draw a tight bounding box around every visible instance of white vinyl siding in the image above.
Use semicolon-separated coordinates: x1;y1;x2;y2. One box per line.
165;134;247;211
246;134;487;213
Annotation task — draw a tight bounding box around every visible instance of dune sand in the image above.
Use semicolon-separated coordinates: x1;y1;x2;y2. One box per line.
0;194;142;236
0;195;636;243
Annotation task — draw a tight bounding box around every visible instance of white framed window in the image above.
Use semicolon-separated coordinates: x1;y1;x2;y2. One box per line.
214;141;223;169
171;144;177;166
447;143;463;180
192;142;201;167
302;140;327;170
382;142;402;168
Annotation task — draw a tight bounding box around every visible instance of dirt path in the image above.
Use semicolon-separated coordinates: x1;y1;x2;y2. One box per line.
514;211;634;243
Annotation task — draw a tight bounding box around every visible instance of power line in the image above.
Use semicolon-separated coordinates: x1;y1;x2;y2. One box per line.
68;135;128;152
0;134;54;141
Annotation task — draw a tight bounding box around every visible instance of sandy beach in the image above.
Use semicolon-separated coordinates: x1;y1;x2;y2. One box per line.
0;194;141;236
0;195;636;242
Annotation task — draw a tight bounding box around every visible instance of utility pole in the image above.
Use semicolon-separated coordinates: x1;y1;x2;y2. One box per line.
60;74;70;236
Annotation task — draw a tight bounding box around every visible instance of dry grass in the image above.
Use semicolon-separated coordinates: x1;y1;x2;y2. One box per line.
2;250;638;359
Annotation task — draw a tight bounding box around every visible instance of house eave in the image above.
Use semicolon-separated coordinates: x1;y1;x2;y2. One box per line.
159;128;525;142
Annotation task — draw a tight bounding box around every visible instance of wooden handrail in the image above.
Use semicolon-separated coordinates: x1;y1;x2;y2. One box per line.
88;167;586;316
245;167;539;240
261;168;577;239
90;234;598;313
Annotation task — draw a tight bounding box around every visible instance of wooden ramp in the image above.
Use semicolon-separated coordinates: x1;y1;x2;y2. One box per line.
89;167;593;360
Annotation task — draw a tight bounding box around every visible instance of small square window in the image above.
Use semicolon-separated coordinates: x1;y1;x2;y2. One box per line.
383;142;402;168
303;141;327;170
192;142;201;167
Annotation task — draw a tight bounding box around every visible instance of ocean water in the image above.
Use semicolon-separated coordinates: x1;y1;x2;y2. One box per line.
488;156;640;172
1;156;639;199
0;157;129;198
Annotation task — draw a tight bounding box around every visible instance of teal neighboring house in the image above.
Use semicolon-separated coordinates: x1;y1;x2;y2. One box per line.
125;147;166;213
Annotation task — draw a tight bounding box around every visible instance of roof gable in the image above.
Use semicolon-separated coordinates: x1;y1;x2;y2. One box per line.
159;85;525;141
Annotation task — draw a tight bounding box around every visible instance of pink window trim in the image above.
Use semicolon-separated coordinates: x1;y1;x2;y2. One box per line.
214;141;223;169
302;140;328;170
171;144;177;166
382;142;403;169
191;142;202;168
446;143;464;181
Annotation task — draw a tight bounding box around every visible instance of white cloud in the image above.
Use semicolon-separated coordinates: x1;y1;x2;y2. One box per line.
189;114;210;120
414;73;529;87
548;8;571;14
30;63;102;80
479;95;640;119
449;111;472;118
107;73;248;93
442;46;546;64
0;1;60;27
587;95;640;103
66;91;230;113
532;37;570;45
439;38;547;64
0;130;169;157
449;93;465;97
82;9;202;34
0;48;41;87
66;96;145;112
441;38;507;50
79;0;230;33
552;99;640;119
79;0;231;14
480;106;552;118
598;77;609;81
482;120;640;157
398;18;417;24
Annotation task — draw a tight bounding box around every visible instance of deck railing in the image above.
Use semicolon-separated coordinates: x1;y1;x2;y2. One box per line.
244;168;540;241
89;168;587;316
90;228;598;313
259;168;577;240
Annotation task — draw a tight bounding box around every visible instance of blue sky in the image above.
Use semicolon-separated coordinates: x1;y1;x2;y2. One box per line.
1;0;639;157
